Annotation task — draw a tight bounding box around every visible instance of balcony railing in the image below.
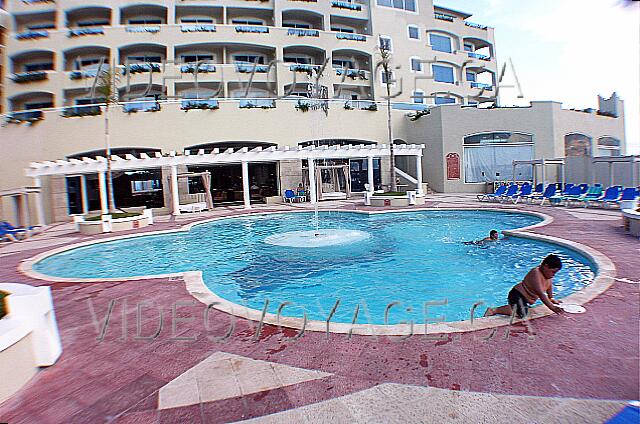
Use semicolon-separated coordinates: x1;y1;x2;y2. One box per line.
123;63;161;74
287;28;319;37
235;63;269;73
235;26;269;34
126;26;160;33
16;30;49;40
180;63;217;73
12;71;48;83
344;100;377;111
392;103;429;111
123;100;161;113
62;105;102;117
336;32;366;42
289;64;317;74
335;68;368;80
68;27;105;37
6;110;44;123
239;99;276;109
434;13;455;22
464;21;488;30
331;1;362;11
471;82;493;91
70;69;101;80
468;52;490;61
180;24;216;33
181;99;220;110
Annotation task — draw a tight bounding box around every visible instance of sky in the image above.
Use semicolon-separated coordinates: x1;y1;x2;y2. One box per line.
437;0;639;154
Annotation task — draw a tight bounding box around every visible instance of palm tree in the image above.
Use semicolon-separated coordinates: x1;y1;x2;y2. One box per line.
94;61;119;213
377;43;397;192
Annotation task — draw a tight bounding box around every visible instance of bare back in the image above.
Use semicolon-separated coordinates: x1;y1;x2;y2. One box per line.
514;267;552;305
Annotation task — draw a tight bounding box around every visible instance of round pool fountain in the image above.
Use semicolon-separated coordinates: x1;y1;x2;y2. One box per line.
264;229;370;248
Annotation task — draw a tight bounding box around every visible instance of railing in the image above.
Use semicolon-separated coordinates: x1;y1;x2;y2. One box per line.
16;30;49;40
123;100;161;113
434;13;455;22
235;25;269;33
62;105;102;117
468;52;490;61
289;64;318;73
180;99;219;110
465;21;488;30
180;64;217;73
126;26;160;33
7;110;44;123
335;68;369;80
471;82;493;90
336;32;366;42
331;1;362;11
235;63;269;73
69;69;101;80
68;27;105;37
124;63;161;74
344;100;377;110
12;71;48;83
180;24;216;33
239;99;276;109
287;28;319;37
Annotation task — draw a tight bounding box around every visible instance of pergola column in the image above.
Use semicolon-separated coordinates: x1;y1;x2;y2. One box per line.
367;155;375;193
170;165;180;215
80;175;89;214
33;176;46;227
308;158;317;204
98;171;108;215
416;154;424;195
19;193;29;227
242;161;251;209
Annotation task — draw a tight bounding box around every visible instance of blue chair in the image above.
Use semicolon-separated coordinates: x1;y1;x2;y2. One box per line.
587;186;622;208
529;184;557;205
497;184;519;202
568;184;604;207
477;185;507;202
507;183;532;204
283;189;296;203
0;221;39;236
295;190;307;202
610;187;639;209
0;227;25;241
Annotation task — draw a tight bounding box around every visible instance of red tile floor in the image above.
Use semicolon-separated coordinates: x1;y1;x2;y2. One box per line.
0;198;638;423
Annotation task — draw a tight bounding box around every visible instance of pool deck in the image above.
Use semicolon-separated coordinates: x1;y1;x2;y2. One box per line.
0;194;638;423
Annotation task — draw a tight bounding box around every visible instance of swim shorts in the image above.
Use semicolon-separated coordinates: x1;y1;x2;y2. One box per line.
508;288;529;319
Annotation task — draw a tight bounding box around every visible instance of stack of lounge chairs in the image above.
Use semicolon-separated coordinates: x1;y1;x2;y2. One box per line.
477;183;639;209
0;221;41;242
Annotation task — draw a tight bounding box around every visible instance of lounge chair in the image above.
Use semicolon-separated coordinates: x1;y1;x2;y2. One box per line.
567;184;603;207
587;186;622;208
609;187;639;209
501;184;530;204
477;185;507;202
528;184;557;205
551;185;583;206
496;184;519;202
0;221;40;236
283;189;297;203
0;227;25;242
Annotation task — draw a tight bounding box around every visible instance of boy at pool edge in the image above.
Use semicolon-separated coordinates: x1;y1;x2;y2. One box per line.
485;254;565;318
463;229;500;245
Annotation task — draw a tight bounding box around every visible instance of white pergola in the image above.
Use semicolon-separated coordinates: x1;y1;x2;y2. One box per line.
25;143;425;218
512;158;565;188
591;155;639;187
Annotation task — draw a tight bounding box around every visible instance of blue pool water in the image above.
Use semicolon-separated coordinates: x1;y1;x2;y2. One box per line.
34;211;596;323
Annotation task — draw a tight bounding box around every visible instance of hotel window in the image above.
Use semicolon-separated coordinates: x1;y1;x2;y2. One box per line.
381;70;394;85
407;25;420;40
24;101;53;110
410;57;422;72
333;59;355;69
432;64;454;83
596;136;621;157
464;43;474;52
284;56;311;64
231;19;263;26
463;132;534;183
466;71;476;82
331;26;354;33
77;20;110;27
127;56;162;63
181;18;214;24
128;19;162;25
412;90;425;104
434;96;456;105
429;34;452;53
379;36;392;51
181;54;214;63
24;62;53;72
233;55;265;64
283;22;311;29
376;0;416;12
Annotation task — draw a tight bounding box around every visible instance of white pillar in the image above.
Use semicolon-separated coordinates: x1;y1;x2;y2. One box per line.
242;161;251;209
33;177;46;227
80;175;89;214
308;158;317;204
367;156;375;193
170;165;180;215
416;154;424;195
98;171;108;215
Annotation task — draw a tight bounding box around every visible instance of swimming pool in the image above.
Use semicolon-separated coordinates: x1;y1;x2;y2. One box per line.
34;210;596;324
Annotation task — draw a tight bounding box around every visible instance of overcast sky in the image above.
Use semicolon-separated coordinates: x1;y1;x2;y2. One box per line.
437;0;639;154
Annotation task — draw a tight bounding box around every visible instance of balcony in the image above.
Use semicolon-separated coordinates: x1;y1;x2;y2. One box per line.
235;25;269;34
66;6;111;30
344;100;377;111
331;1;362;11
180;64;217;74
126;26;160;34
124;63;161;74
235;63;269;73
287;28;320;37
6;110;44;123
120;5;167;25
335;68;368;81
239;99;276;109
434;13;455;22
123;98;161;113
68;28;105;37
464;21;488;30
12;71;48;83
468;52;490;61
471;82;493;91
62;105;102;118
181;99;219;111
336;33;366;42
181;24;216;33
16;30;49;40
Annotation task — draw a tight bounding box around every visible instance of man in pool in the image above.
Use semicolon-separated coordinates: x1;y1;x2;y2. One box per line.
463;230;500;245
484;254;564;318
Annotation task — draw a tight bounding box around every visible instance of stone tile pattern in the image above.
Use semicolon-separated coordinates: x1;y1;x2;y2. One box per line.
0;198;637;423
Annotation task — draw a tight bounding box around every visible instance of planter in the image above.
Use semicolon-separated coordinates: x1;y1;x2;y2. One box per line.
621;208;640;237
75;210;153;235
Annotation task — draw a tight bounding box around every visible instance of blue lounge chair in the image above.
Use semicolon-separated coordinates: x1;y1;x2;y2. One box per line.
567;184;603;207
283;189;296;203
502;183;531;204
0;227;25;241
477;185;507;202
0;221;39;236
587;186;622;208
610;187;639;209
529;184;557;205
496;184;519;202
551;185;583;206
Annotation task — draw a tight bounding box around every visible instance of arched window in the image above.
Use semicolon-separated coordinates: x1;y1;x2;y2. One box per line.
564;133;592;157
596;136;621;157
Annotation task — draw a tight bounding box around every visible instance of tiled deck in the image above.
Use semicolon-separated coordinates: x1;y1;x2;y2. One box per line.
0;195;638;423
